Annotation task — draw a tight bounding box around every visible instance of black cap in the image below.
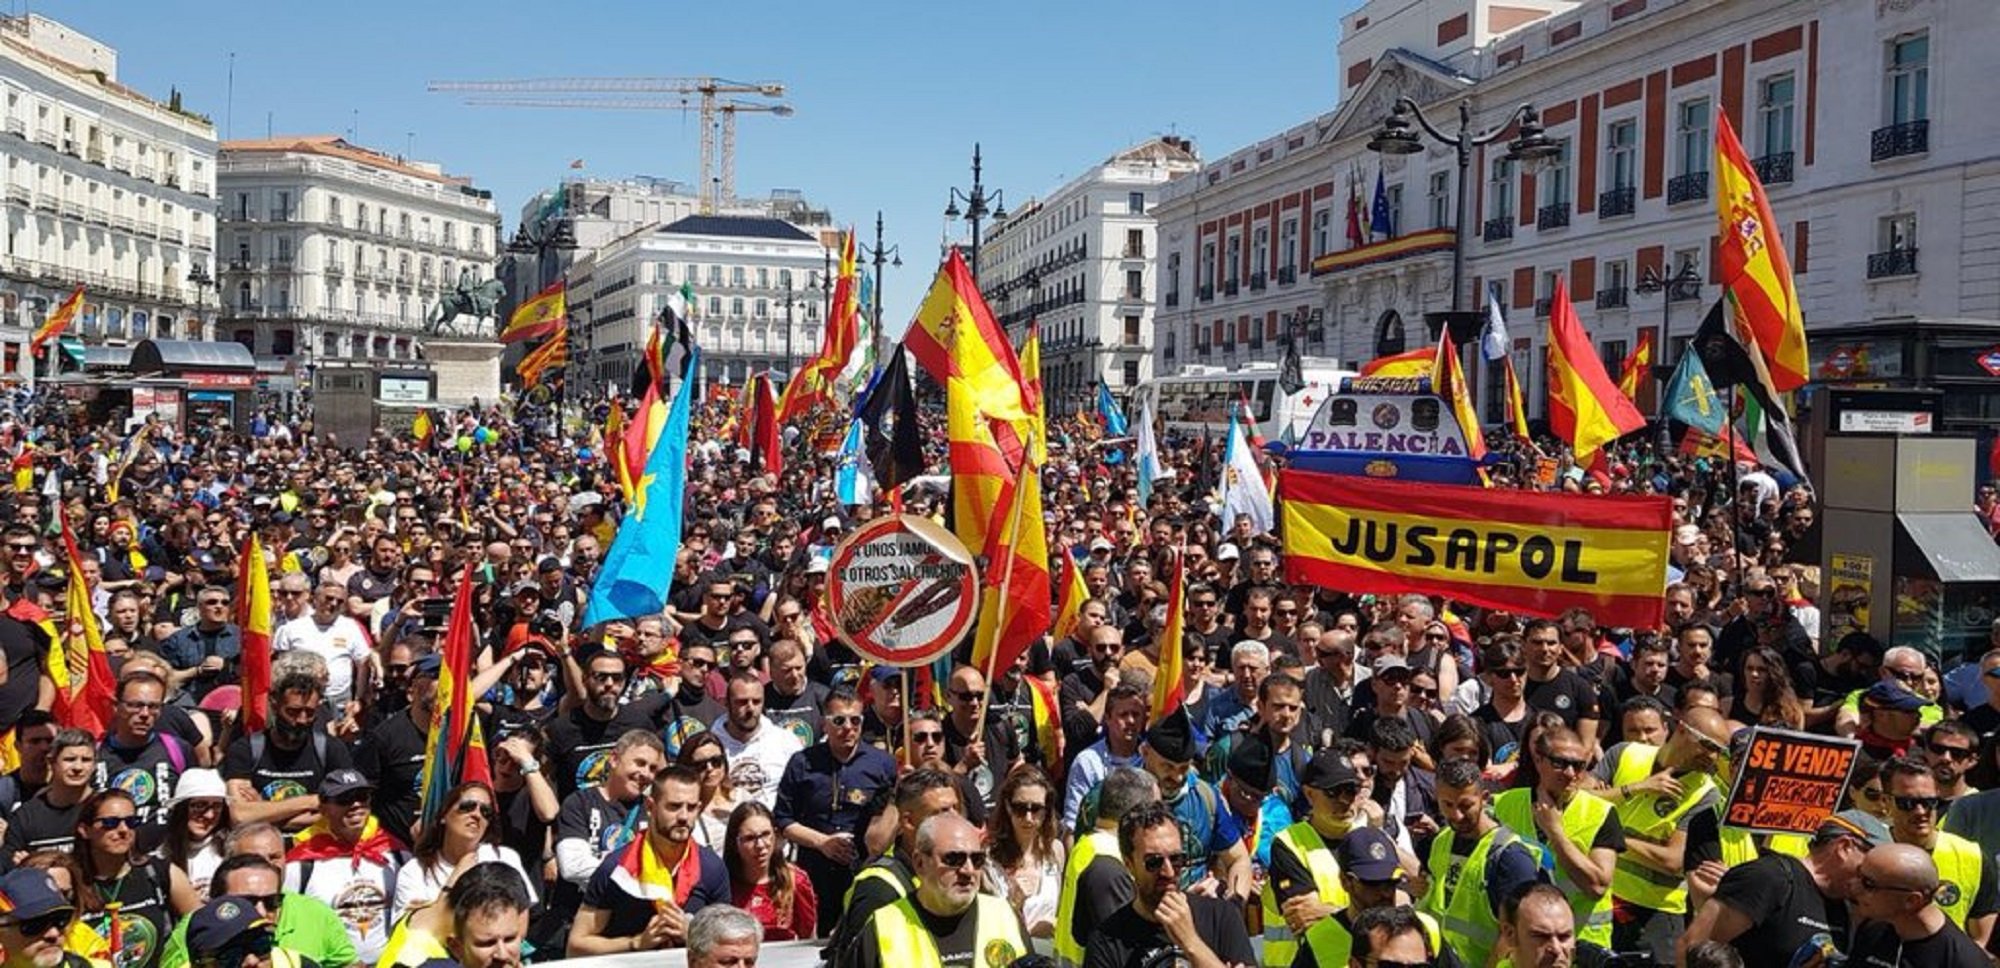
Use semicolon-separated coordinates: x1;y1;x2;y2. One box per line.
1300;751;1361;793
1333;826;1405;881
410;653;442;679
537;556;563;573
187;895;274;954
1225;734;1274;792
319;769;374;799
1144;707;1197;763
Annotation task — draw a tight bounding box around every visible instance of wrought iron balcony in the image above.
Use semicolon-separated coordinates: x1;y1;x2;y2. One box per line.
1278;266;1297;285
1867;247;1918;279
1198;284;1214;302
1249;334;1265;350
1483;217;1514;242
1595;286;1629;310
1599;186;1636;218
1753;152;1794;185
1871;120;1929;162
1222;339;1237;352
1165;291;1179;307
1223;279;1240;296
1534;297;1553;318
1249;272;1266;292
1307;326;1326;344
1536;202;1571;231
1667;171;1709;205
1196;343;1211;357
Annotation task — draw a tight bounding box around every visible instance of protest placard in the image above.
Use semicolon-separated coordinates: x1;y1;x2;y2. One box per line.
1723;726;1861;836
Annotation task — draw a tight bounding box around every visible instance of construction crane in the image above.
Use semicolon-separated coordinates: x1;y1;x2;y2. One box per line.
427;76;788;213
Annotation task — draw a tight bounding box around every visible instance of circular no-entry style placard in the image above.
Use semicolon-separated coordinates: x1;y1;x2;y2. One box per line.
825;514;980;668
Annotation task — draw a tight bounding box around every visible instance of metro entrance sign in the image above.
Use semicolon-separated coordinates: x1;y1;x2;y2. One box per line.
825;515;979;667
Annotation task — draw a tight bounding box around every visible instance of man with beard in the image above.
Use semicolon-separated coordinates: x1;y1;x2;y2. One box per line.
1063;685;1149;830
824;769;962;958
1847;843;1991;968
842;814;1029;968
940;665;1018;812
1665;624;1730;700
1420;758;1541;968
221;668;354;830
1083;800;1255;968
709;672;801;809
1059;625;1127;753
774;687;897;930
1926;720;1980;801
352;653;440;846
670;641;725;730
544;649;673;799
1055;768;1161;966
1520;620;1599;740
547;730;664;955
568;765;729;954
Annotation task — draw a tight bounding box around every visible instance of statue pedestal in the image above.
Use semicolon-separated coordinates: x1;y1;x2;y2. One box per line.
425;339;503;407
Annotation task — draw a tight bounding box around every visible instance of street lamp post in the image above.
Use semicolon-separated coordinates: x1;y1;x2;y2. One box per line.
944;143;1008;284
860;210;901;375
1636;261;1705;451
1365;99;1560;314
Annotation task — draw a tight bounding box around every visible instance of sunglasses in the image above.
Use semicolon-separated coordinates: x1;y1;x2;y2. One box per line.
935;849;987;870
1490;667;1528;680
1543;754;1588;774
92;815;142;830
454;800;496;819
329;792;373;807
1009;800;1047;816
951;691;985;703
590;671;628;684
1860;873;1927;895
826;714;862;727
1928;743;1976;761
1142;851;1191;873
1888;668;1925;685
1892;794;1945;813
911;729;945;743
5;911;69;937
691;755;726;770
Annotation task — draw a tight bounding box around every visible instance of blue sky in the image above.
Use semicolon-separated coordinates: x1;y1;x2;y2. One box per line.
47;0;1357;326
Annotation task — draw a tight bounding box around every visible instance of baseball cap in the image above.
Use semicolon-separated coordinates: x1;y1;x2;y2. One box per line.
1863;680;1926;713
1216;543;1241;562
187;895;274;955
1300;751;1361;793
319;769;375;800
536;556;563;573
1372;654;1411;677
410;653;443;679
805;557;830;575
1090;536;1114;552
1335;826;1406;881
0;868;72;922
1816;809;1890;848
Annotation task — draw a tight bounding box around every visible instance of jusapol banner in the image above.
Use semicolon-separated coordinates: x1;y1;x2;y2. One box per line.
1280;469;1673;628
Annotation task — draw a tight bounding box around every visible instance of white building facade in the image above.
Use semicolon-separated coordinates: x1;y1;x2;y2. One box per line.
0;14;219;374
978;138;1200;412
216;136;500;371
1154;0;2000;427
570;215;829;391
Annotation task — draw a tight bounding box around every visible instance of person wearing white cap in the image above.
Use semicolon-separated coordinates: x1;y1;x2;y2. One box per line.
160;769;231;904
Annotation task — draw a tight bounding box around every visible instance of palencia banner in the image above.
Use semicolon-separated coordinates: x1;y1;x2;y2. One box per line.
1280;469;1672;628
1723;727;1860;836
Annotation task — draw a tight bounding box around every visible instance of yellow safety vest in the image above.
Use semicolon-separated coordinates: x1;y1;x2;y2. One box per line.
1933;831;1984;930
1422;822;1521;968
1493;787;1615;948
1607;744;1714;914
869;894;1027;968
1260;821;1350;968
1767;832;1810;858
1302;909;1444;968
1055;829;1120;966
1714;801;1760;868
843;856;913;910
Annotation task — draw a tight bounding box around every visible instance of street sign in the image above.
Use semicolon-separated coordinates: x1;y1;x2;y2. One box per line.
825;514;979;667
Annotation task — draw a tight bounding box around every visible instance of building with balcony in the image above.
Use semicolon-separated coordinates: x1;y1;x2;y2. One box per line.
568;214;830;391
1153;0;2000;428
977;137;1200;411
0;14;219;377
216;135;501;381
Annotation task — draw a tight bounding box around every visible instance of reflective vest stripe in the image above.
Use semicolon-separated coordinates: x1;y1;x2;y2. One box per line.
842;862;908;910
1054;829;1119;966
1260;822;1348;968
1422;822;1517;968
871;894;1027;968
1493;788;1615;947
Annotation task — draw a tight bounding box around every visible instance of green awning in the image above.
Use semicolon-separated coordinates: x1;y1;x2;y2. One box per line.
57;338;84;365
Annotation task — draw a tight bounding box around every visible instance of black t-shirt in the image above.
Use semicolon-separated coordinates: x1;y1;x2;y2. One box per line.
1081;896;1256;968
93;732;188;853
578;842;728;939
0;615;47;731
543;694;669;799
1848;918;1991;968
220;732;354;803
943;713;1019;812
352;710;428;846
346;567;398;603
1525;669;1600;729
763;681;827;748
1962;702;2000;740
496;782;553;875
1069;854;1135;954
1472;702;1529;763
1711;854;1846;967
90;857;172;968
0;792;80;866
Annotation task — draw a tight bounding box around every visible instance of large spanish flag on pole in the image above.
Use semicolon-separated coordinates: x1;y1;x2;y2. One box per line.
1716;109;1809;392
907;249;1035;434
501;280;566;344
1545;279;1647;465
31;286;84;355
236;534;274;734
1281;469;1671;628
1362;345;1434;379
779;230;863;423
1617;329;1656;402
1432;332;1487;462
1149;549;1188;724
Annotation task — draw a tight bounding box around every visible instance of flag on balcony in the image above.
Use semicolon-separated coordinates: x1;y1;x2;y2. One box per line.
1616;329;1655;402
1545;279;1646;465
1715;108;1808;392
1345;173;1366;249
31;286;84;355
502;280;566;344
1369;167;1394;240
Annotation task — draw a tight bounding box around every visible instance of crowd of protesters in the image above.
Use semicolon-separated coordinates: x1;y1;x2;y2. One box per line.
0;380;1993;968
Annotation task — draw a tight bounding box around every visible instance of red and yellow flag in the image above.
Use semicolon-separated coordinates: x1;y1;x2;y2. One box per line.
52;513;114;736
1716;109;1808;392
618;382;667;501
501;280;567;344
410;410;434;443
1545;279;1646;464
779;230;863;423
1362;346;1434;379
1019;323;1048;466
31;286;84;355
1149;549;1188;724
907;249;1034;434
1617;329;1656;402
1431;333;1488;462
418;563;493;831
1503;355;1533;442
515;327;569;388
237;534;274;734
1051;550;1090;643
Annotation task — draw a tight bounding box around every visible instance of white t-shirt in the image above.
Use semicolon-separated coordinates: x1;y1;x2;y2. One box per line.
286;848;406;964
390;844;540;924
272;614;373;704
709;715;803;809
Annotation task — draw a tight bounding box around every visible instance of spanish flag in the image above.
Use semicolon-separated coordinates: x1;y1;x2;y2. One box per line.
1503;355;1533;442
1362;345;1434;379
907;249;1034;439
1432;333;1487;462
1051;551;1090;643
410;410;434;442
1617;329;1655;403
417;563;493;831
1545;279;1646;465
31;286;84;355
779;230;863;423
501;280;566;344
1150;549;1188;723
237;534;274;733
1716;109;1808;392
1018;322;1049;466
52;512;114;736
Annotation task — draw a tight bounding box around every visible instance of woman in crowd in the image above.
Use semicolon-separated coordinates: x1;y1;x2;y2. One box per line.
393;781;540;924
983;766;1065;939
1730;645;1807;730
1427;713;1493;771
723;800;816;941
678;731;741;852
74;789;197;968
157;769;231;905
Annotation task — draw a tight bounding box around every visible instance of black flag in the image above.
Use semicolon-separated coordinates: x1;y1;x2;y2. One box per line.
1693;299;1810;488
856;346;925;491
1278;334;1305;396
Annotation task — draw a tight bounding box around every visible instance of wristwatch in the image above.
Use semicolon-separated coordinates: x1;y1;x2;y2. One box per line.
519;759;541;774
